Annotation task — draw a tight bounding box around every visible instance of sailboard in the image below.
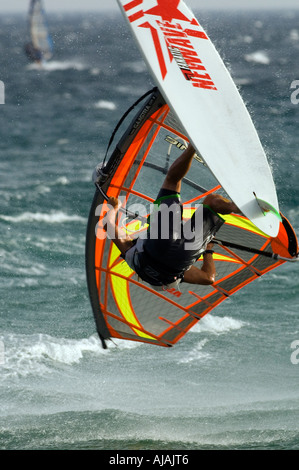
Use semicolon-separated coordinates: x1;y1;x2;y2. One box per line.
85;88;298;349
116;0;281;238
24;0;53;63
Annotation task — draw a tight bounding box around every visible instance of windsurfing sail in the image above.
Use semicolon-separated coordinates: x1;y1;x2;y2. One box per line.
85;89;298;349
24;0;53;62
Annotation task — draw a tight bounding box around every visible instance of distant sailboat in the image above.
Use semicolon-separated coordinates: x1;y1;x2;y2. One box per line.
24;0;53;63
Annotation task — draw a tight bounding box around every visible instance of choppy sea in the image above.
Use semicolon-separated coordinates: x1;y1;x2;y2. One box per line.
0;8;299;453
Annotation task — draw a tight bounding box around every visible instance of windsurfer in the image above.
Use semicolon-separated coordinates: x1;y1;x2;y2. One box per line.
105;144;241;290
24;42;42;63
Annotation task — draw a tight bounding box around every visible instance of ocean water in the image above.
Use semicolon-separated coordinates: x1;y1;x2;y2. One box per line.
0;9;299;451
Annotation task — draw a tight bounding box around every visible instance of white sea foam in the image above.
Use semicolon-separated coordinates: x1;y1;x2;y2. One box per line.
27;60;86;72
254;20;263;29
0;248;47;276
290;29;299;41
54;176;70;185
0;333;142;379
3;263;47;277
191;314;246;335
0;334;104;379
0;211;86;224
33;176;71;196
178;339;211;364
31;234;84;255
56;139;70;146
243;35;253;44
123;60;147;73
177;317;247;364
94;100;117;110
245;50;270;65
90;67;101;76
235;78;253;86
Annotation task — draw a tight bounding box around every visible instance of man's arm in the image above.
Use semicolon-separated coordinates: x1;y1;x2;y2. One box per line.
104;197;135;256
183;243;216;285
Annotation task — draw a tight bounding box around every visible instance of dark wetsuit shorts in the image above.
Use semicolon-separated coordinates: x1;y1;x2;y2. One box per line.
143;188;224;275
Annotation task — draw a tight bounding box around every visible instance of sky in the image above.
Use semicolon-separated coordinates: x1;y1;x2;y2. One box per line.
0;0;299;13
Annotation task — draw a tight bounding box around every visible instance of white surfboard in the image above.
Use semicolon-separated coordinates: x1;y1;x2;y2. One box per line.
116;0;280;237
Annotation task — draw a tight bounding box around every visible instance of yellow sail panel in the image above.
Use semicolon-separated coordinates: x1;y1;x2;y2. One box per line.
221;214;268;237
109;245;156;340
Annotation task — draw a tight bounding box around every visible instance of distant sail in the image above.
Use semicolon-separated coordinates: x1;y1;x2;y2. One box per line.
25;0;53;62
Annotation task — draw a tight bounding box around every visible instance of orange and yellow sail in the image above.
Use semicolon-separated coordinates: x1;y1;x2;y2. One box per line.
85;89;298;348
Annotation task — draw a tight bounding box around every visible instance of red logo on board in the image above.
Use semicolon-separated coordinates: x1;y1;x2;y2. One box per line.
122;0;217;91
145;0;189;23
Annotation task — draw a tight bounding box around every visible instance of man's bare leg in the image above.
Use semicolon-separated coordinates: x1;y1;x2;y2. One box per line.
204;193;241;215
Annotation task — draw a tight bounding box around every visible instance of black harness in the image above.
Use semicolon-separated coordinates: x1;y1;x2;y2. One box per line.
132;246;186;287
127;205;225;287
